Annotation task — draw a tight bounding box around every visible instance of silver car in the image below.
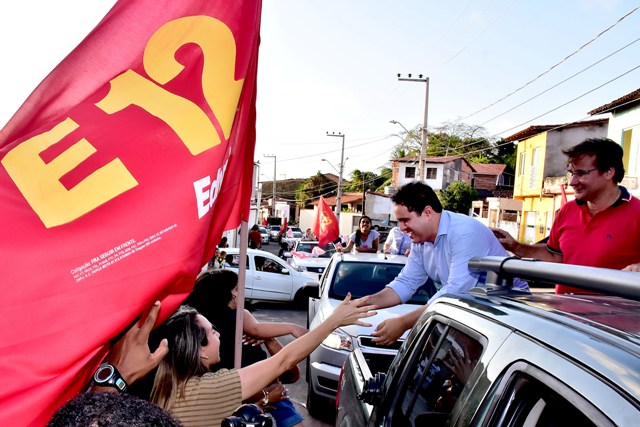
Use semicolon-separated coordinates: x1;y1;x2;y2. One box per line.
306;252;430;416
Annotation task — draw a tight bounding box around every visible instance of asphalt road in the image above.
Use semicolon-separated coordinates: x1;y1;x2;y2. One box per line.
251;240;334;426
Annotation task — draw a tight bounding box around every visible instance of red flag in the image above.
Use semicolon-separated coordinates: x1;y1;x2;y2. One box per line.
313;196;340;247
279;217;288;235
0;1;261;425
560;183;568;207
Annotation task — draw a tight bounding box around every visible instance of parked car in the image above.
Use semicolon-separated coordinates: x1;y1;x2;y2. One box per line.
258;226;269;245
337;257;640;427
283;241;337;278
305;252;431;417
204;248;318;303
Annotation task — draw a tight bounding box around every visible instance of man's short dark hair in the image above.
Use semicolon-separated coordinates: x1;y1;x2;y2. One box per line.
563;138;625;183
392;182;443;214
48;392;182;427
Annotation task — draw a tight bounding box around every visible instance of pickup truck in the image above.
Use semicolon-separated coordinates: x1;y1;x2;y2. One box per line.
210;248;318;304
337;257;640;427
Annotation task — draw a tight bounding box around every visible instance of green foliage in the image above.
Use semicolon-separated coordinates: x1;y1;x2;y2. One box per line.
439;181;478;214
295;172;337;208
344;169;386;193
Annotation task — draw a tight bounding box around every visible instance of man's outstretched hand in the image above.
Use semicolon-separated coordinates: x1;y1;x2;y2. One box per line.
106;300;169;385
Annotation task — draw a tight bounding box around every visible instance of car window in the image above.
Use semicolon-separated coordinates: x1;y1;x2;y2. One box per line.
255;256;289;275
230;254;248;269
483;370;603;427
296;242;316;253
394;323;483;426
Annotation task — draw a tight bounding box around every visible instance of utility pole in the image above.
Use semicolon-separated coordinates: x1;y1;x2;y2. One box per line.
263;154;276;217
326;132;345;223
397;73;429;181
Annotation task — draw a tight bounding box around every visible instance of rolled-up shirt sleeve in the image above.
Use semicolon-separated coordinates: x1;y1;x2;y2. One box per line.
387;244;428;303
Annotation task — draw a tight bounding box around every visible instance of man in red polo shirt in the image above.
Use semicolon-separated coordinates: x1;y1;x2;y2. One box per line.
492;138;640;294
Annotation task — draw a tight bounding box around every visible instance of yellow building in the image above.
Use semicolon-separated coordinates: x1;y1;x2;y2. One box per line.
504;119;608;243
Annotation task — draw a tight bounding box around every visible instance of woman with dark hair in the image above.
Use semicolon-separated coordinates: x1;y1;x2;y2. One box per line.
218;236;229;248
151;291;375;427
338;215;380;253
183;270;306;426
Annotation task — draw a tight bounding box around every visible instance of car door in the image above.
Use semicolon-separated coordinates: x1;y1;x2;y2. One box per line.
229;253;253;299
252;253;295;301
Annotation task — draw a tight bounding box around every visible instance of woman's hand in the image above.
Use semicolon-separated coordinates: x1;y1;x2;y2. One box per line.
329;293;377;328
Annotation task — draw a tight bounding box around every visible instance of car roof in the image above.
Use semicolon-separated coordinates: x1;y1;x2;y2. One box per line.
429;256;640;402
435;292;640;399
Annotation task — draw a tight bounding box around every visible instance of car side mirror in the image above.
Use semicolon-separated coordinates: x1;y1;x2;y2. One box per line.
283;252;292;258
358;372;386;405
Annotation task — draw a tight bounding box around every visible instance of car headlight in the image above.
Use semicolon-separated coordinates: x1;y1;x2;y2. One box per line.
322;328;353;351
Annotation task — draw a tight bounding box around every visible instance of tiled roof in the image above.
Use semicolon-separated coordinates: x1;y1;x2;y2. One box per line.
503;118;608;142
588;88;640;115
314;192;363;206
471;163;506;175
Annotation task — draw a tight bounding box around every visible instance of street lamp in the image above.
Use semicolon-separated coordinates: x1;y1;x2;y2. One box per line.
325;132;346;223
397;73;429;181
263;154;276;217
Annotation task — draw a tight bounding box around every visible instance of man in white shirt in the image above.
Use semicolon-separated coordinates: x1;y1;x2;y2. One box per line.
383;226;411;255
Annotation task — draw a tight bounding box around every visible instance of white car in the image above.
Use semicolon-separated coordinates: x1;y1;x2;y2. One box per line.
214;248;318;304
306;252;431;416
283;241;337;278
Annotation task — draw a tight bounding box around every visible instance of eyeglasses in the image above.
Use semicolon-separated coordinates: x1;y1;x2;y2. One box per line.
567;168;597;178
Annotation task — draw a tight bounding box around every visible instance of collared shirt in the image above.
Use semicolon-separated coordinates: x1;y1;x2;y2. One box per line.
388;211;528;304
547;186;640;294
385;227;412;255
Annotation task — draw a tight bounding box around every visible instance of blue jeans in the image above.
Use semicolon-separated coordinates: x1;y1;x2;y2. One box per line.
268;399;303;427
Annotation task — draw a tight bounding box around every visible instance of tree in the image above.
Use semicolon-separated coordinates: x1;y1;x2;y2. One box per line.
295;172;337;208
439;181;478;214
344;169;386;193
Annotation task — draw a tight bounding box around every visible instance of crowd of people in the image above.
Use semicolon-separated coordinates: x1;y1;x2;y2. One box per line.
48;137;639;426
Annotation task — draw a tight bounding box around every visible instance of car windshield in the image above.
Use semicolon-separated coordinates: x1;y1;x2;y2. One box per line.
329;261;429;304
295;242;336;258
259;227;268;233
270;226;280;232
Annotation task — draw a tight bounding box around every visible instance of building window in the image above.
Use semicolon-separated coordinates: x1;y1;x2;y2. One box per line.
405;167;416;178
426;168;437;180
518;152;526;176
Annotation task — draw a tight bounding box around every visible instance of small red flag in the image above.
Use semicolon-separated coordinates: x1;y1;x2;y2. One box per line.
560;184;568;207
279;217;288;235
313;196;340;247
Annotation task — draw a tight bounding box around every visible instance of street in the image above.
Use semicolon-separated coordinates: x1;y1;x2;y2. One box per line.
250;240;334;426
252;302;333;427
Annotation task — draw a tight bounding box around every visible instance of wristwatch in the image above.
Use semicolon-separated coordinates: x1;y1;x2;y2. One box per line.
93;363;128;393
261;388;269;405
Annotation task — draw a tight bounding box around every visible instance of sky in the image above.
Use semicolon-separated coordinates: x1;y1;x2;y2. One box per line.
1;1;639;181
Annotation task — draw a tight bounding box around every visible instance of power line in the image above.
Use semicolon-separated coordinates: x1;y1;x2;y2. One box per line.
478;36;640;126
440;0;518;67
460;4;640;120
495;63;640;136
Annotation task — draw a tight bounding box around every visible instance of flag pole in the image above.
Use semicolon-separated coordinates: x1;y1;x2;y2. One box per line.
234;219;249;369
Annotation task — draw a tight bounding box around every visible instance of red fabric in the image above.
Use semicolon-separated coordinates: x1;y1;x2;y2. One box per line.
313;196;340;247
547;196;640;294
279;217;288;235
0;1;262;425
560;184;568;207
262;218;268;226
